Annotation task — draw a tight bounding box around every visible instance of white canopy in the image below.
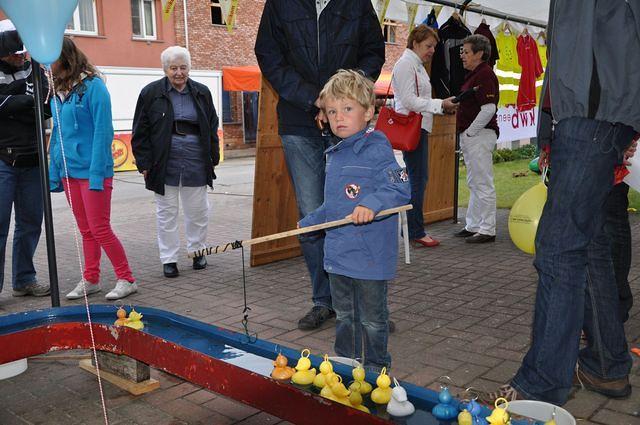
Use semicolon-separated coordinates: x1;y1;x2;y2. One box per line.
380;0;550;32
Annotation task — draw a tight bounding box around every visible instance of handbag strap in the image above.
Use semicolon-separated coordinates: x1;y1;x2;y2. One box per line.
384;67;420;105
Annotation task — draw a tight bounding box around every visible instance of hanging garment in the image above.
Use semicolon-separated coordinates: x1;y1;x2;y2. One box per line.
473;23;499;67
422;8;438;29
516;33;543;111
495;30;520;108
431;16;471;98
536;38;547;103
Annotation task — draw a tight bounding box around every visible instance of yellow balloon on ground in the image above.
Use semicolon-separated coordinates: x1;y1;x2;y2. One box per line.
508;182;547;255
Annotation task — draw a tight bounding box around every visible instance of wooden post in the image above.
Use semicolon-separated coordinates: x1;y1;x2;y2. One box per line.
79;351;159;395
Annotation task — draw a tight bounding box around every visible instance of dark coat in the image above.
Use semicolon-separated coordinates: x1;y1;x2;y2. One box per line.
131;77;220;195
254;0;385;136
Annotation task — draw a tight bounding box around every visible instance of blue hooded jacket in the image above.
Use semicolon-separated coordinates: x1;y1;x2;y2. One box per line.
49;76;114;191
299;128;410;281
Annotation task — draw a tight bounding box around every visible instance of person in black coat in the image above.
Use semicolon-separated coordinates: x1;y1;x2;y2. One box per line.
254;0;385;331
131;46;220;278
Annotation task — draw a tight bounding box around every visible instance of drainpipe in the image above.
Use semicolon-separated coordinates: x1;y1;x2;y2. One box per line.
183;0;189;50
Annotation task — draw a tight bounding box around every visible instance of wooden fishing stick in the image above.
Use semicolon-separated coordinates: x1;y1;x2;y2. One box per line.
188;204;413;258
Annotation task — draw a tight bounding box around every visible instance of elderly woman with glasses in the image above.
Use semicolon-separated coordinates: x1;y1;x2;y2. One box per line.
132;46;220;278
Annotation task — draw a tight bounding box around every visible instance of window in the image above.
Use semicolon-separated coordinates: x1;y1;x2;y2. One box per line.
222;91;233;123
211;0;225;26
383;20;399;44
66;0;98;35
131;0;157;39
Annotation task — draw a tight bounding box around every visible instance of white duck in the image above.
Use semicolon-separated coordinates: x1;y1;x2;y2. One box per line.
387;378;415;417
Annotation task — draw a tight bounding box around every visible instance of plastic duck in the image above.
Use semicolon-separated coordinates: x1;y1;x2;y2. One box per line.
313;354;334;389
458;407;473;425
486;397;511;425
291;349;316;386
544;407;557;425
124;308;144;330
271;353;295;382
387;377;415;417
468;399;488;425
370;367;392;404
330;375;353;407
348;382;370;413
431;385;458;420
321;374;340;400
114;306;127;326
350;363;372;395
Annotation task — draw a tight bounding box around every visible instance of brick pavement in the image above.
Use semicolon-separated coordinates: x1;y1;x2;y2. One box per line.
1;157;639;424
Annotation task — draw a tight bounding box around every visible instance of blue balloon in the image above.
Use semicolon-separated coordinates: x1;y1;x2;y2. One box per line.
0;0;79;64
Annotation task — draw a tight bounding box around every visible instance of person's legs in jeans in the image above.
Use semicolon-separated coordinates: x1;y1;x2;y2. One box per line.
155;185;181;265
12;165;43;290
0;161;17;293
79;178;134;282
64;178;101;284
281;135;331;310
180;185;209;254
330;273;361;361
358;278;390;370
603;183;632;322
511;118;634;405
402;130;428;240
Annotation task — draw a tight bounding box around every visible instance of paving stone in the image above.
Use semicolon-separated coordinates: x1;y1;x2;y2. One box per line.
591;409;640;425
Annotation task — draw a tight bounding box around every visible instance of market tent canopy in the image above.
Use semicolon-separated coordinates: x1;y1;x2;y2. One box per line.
222;65;261;92
375;72;393;96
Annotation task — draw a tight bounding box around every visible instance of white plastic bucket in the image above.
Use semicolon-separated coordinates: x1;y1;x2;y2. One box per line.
0;359;28;380
502;400;576;425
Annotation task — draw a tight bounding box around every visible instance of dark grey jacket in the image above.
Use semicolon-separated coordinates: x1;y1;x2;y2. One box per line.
545;0;640;132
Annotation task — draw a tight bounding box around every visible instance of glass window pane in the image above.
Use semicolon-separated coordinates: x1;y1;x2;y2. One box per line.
131;0;141;36
144;0;154;37
78;0;96;32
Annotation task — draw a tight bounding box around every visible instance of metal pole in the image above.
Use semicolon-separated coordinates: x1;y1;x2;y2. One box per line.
452;132;460;224
32;60;60;307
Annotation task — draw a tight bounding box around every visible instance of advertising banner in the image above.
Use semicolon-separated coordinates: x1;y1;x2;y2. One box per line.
496;106;538;143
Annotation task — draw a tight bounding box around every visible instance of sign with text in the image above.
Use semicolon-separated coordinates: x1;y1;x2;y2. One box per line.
112;133;137;172
497;106;538;143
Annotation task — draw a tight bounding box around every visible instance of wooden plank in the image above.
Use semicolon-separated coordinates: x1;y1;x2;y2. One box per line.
251;77;301;267
79;359;159;396
424;113;456;224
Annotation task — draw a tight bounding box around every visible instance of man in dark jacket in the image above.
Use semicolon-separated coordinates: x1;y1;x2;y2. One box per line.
255;0;385;330
0;20;50;297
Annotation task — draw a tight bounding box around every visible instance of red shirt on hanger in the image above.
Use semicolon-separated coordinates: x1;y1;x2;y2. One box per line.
516;33;543;111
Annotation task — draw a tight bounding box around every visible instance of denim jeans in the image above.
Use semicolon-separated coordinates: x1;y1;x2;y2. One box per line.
329;273;390;370
280;135;331;309
604;182;632;322
0;161;43;292
402;130;428;239
511;117;634;405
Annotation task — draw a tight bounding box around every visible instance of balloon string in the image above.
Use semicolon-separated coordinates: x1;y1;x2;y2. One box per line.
47;66;110;425
541;165;549;185
240;244;257;343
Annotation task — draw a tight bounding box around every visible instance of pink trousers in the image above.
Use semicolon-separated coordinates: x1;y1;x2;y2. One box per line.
63;178;134;284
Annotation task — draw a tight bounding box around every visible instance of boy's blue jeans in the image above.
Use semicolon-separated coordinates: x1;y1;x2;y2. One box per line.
511;117;634;405
281;135;332;310
329;273;391;370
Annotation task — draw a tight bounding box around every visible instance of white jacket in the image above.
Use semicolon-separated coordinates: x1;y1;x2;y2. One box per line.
391;49;443;133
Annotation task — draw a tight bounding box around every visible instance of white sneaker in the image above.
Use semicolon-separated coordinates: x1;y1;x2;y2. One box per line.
66;280;101;300
105;280;138;300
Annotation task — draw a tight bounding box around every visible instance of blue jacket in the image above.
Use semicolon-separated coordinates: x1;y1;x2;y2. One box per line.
49;76;114;191
299;128;410;281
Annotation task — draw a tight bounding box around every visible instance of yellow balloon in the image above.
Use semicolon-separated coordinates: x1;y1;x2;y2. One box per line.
508;182;547;255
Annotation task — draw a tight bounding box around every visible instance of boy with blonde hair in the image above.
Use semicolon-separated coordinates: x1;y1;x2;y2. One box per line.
299;69;410;370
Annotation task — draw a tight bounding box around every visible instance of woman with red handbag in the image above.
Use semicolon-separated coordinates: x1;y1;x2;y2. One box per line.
391;25;457;247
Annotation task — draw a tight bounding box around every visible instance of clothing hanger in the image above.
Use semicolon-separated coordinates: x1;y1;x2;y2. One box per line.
480;7;486;24
502;17;512;35
537;30;547;45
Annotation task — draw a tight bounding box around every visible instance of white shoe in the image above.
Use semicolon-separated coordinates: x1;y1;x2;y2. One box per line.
105;280;138;300
66;280;101;300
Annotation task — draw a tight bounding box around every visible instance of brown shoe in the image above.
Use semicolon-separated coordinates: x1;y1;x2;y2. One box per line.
479;384;525;405
574;364;631;399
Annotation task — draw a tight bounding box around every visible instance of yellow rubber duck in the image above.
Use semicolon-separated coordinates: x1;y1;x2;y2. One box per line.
486;397;511;425
350;363;372;395
348;382;370;413
321;374;340;400
124;308;144;330
313;354;334;389
330;376;352;407
291;349;316;386
271;353;295;382
371;367;392;405
114;307;127;326
458;408;472;425
544;407;557;425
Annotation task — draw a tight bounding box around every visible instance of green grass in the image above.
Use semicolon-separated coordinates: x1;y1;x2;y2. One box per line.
457;159;640;210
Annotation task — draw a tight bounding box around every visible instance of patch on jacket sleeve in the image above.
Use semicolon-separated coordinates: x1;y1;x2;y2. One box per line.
387;167;409;183
345;183;361;199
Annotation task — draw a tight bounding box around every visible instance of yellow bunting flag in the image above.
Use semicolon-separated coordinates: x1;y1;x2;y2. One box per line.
219;0;239;33
161;0;177;22
376;0;391;25
406;3;419;31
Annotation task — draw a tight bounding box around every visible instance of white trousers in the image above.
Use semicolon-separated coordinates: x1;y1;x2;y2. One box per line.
155;184;209;264
460;129;497;236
